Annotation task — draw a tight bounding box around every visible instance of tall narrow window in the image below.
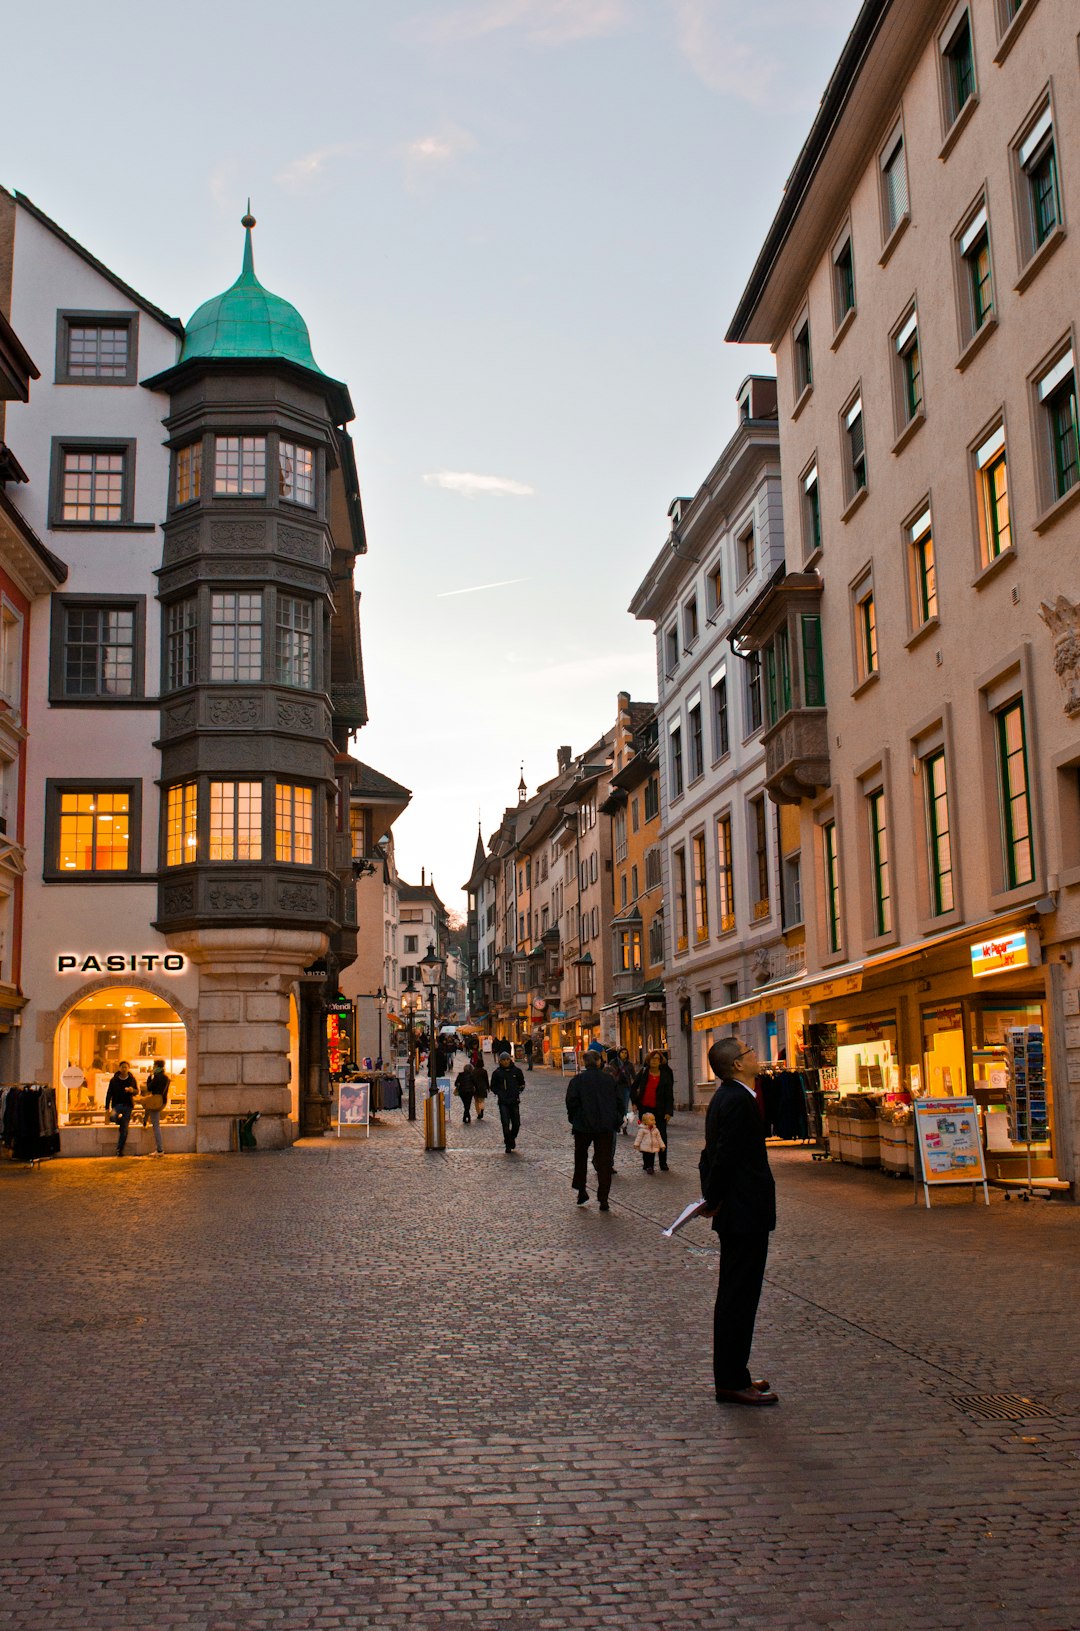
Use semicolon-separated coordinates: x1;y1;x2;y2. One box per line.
823;820;841;953
959;206;993;338
711;668;730;759
276;595;313;688
942;10;975;127
996;700;1034;888
674;847;688;951
1037;351;1079;503
855;587;878;682
210;781;263;861
895;310;922;425
669;723;684;799
716;814;735;932
175;442;202;507
834;238;855;325
882;132;909;239
867;789;892;936
165;781;198;867
214;436;266;496
166;598;197;691
1017;106;1061;257
683;597;699;647
737;523;756;582
925;750;954;915
210;592;262;682
692;832;709;943
845;397;867;499
975;426;1011;565
278;441;315;507
688;699;703;781
707;561;724;616
802;615;825;707
803;463;822;558
909;509;937;626
746;651;763;734
751;795;770;918
793;317;812;398
276;783;314;864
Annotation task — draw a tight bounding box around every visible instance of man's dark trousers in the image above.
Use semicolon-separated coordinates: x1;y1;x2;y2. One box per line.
713;1230;770;1392
500;1102;520;1149
573;1129;614;1203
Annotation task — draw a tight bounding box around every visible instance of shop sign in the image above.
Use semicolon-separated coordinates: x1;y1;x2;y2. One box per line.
57;952;186;974
970;929;1040;979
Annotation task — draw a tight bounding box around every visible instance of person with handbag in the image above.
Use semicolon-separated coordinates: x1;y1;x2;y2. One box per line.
139;1058;170;1156
105;1061;138;1157
631;1050;675;1172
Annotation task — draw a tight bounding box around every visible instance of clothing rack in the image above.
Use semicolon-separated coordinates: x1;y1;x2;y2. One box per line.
0;1083;61;1166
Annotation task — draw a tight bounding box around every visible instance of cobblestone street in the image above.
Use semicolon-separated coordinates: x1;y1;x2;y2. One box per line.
4;1066;1080;1630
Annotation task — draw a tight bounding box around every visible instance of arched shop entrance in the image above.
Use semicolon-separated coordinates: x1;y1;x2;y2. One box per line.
54;985;191;1154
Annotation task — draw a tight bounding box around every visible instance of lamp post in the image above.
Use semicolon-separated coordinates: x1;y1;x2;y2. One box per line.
402;977;422;1120
419;941;445;1094
375;986;386;1068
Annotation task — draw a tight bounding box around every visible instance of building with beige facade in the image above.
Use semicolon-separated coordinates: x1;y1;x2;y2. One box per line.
723;0;1080;1186
600;693;666;1063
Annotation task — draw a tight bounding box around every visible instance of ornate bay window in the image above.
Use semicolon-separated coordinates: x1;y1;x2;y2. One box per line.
729;571;829;804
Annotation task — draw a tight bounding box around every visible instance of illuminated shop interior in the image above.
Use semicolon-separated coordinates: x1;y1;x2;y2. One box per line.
55;987;187;1126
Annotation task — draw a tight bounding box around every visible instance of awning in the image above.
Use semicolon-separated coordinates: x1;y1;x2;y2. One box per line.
692;963;863;1031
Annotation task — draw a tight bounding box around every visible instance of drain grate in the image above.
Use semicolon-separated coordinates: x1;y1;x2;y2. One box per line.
952;1392;1055;1422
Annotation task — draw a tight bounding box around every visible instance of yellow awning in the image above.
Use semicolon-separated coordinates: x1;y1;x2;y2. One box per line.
692;963;863;1031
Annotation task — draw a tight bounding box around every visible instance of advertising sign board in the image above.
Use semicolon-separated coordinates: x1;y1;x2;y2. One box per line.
912;1096;989;1208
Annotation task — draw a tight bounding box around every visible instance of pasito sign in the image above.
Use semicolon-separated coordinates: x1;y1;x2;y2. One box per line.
57;953;186;974
970;929;1039;979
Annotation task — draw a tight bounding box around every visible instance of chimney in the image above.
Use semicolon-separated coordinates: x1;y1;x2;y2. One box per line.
557;745;572;772
421;866;426;886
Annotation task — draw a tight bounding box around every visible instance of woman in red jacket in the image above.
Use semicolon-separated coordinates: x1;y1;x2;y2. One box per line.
631;1050;675;1172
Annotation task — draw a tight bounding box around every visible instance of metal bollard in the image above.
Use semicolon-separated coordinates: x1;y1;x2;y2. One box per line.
423;1091;446;1151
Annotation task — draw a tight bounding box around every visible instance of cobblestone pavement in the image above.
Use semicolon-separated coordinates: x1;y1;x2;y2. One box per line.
4;1065;1080;1630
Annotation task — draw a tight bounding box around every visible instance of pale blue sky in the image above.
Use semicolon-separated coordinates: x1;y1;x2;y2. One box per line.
8;0;860;913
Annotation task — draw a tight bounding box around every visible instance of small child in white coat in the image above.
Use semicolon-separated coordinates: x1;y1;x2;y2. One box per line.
633;1111;666;1173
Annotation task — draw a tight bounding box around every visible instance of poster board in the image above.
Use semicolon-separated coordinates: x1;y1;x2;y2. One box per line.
912;1096;988;1208
561;1047;579;1074
337;1081;370;1138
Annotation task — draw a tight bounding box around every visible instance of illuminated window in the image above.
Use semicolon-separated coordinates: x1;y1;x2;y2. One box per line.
692;831;709;943
276;783;313;864
975;425;1010;565
210;592;262;682
823;820;842;953
909;508;937;627
278;441;315;507
58;789;130;872
996;700;1034;888
751;794;770;918
209;782;262;861
165;782;198;866
673;846;688;952
214;436;266;496
175;442;202;506
867;789;892;936
716;814;735;932
925;750;954;915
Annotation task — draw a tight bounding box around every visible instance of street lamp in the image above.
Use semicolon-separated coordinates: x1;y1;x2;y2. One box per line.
375;986;386;1068
419;941;445;1094
401;976;423;1120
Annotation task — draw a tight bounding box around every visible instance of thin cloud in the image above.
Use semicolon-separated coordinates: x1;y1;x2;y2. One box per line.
420;0;630;46
528;650;655;686
424;471;536;498
436;577;530;597
275;143;355;191
406;126;477;164
669;0;813;105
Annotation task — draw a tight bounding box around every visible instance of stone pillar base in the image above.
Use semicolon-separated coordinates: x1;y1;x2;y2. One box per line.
167;927;328;1154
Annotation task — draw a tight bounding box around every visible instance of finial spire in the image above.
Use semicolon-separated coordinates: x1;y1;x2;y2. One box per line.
240;201;256;279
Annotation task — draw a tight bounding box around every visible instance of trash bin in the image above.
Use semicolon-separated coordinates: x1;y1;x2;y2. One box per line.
423;1091;445;1151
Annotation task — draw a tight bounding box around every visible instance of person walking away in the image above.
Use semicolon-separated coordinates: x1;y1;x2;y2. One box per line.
633;1112;665;1168
631;1050;675;1171
524;1035;534;1072
142;1058;170;1155
606;1048;634;1134
566;1051;621;1210
490;1051;526;1152
471;1054;489;1120
700;1037;778;1408
105;1061;138;1157
454;1062;476;1124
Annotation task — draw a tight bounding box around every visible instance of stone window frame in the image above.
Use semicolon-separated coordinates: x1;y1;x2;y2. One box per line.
48;592;148;706
854;751;899;951
889;299;926;451
1027;328;1080;531
968;410;1014;583
901;495;939;645
43;777;144;884
839;385;868;518
800;453;822;564
830;224;857;345
849;563;879;694
909;708;964;932
974;645;1046;910
54;309;139;387
791;304;813;415
48;436;144;530
1010;84;1066;290
952;187;998;367
812;795;846;966
937;1;979;153
878;114;911;263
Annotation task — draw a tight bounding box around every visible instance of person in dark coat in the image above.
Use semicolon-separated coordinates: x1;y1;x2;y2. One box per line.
524;1035;534;1071
700;1037;778;1408
471;1056;489;1120
489;1051;526;1152
566;1052;622;1210
631;1050;675;1171
454;1063;477;1123
105;1061;138;1157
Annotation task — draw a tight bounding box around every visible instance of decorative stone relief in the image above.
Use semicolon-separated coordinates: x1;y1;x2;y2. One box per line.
277;881;320;914
207;882;262;912
211;521;264;551
201;737;263;770
277;524;321;562
162;701;197;735
277;699;318;732
207;696;261;728
164;528;199;562
162;883;195;915
1039;597;1080;718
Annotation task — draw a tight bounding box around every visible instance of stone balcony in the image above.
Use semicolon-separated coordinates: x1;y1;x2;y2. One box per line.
761;708;830;805
613;970;644;998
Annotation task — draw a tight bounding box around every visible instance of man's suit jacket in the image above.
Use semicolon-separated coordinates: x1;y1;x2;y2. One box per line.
699;1079;776;1237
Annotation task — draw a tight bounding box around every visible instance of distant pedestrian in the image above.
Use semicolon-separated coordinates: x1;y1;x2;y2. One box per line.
633;1112;665;1164
454;1063;477;1123
471;1058;489;1121
566;1050;621;1210
490;1050;526;1152
700;1037;778;1408
105;1061;138;1157
524;1036;534;1071
631;1050;675;1171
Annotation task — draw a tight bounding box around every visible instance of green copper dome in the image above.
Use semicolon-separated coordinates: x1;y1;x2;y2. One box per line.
180;212;325;375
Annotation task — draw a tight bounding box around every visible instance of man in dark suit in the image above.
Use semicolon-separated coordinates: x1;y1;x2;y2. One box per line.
699;1037;778;1407
565;1051;621;1211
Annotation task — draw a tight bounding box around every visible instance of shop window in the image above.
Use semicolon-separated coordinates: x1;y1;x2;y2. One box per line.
214;435;266;496
974;423;1011;566
801;461;822;559
924;749;955;916
822;819;842;954
174;441;202;507
711;666;730;760
1013;100;1062;268
210;592;262;682
55;987;188;1130
275;595;314;688
275;783;314;864
278;441;315;507
45;781;140;880
55;311;138;385
921;1004;966;1097
50;595;145;703
995;698;1034;888
971;1000;1050;1153
867;789;892;937
673;846;688;952
165;781;197;867
716;812;735;933
209;781;262;862
691;831;709;944
907;507;937;629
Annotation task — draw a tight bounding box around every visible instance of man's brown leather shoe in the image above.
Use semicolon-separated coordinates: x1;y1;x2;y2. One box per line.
716;1387;779;1406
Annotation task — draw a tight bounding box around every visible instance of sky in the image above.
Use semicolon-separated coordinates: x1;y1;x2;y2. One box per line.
7;0;862;914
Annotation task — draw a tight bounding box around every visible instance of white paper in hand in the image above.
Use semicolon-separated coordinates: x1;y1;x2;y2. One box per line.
662;1198;709;1238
